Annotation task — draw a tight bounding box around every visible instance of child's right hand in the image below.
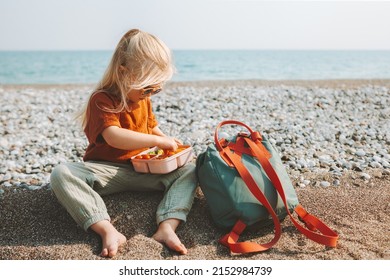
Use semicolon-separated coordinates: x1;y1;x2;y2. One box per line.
156;136;178;151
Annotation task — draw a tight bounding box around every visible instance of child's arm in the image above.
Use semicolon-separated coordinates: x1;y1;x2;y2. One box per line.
152;126;167;137
102;126;178;151
152;126;183;145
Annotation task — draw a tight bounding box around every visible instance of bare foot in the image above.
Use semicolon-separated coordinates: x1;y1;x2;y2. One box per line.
152;219;187;255
90;220;127;258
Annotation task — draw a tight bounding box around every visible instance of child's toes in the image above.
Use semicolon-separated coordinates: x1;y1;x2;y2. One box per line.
100;248;109;257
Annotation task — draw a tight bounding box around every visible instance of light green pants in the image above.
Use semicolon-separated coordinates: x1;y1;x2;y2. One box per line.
50;161;197;231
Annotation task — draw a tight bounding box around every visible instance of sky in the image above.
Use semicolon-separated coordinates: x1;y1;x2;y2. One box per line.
1;0;390;51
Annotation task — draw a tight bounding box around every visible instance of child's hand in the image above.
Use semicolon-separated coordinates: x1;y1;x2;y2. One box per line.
156;136;179;151
174;138;183;145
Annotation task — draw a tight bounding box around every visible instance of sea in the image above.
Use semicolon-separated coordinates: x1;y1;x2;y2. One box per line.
1;50;390;84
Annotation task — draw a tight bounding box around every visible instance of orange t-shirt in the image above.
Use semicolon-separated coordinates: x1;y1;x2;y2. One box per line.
83;91;158;163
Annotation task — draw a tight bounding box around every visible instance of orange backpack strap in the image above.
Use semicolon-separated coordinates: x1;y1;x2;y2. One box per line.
218;146;282;253
243;137;339;248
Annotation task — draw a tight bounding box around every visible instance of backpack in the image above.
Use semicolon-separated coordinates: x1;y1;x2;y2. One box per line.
195;120;339;254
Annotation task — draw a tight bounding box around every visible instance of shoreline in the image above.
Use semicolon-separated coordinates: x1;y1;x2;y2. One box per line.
2;78;390;90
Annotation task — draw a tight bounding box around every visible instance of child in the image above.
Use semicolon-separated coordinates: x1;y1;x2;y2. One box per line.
50;29;198;258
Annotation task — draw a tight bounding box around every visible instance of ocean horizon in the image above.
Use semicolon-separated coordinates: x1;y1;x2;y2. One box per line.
1;50;390;84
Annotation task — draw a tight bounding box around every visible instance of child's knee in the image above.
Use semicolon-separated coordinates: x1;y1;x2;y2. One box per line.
50;163;72;190
181;162;196;175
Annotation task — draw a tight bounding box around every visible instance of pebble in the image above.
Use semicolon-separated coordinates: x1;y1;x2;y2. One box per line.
361;173;371;181
303;180;311;185
2;174;12;181
356;150;366;157
370;162;382;168
3;182;12;188
372;170;383;178
0;84;389;191
320;181;331;187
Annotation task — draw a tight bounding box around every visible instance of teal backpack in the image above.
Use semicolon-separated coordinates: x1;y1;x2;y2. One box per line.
195;120;338;254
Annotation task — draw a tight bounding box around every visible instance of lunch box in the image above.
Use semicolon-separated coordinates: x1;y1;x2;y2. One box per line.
130;145;194;174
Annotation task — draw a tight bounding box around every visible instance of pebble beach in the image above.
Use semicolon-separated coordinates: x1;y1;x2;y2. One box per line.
0;80;389;260
1;80;389;189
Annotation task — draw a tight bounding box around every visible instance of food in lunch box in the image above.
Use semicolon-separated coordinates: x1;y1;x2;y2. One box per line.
134;147;187;160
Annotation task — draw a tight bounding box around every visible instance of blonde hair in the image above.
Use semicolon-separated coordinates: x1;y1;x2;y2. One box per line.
78;29;175;129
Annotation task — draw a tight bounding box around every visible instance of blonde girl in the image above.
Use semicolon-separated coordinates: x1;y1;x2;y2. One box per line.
50;29;197;257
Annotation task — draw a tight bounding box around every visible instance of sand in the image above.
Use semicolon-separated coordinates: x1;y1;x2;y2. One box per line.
0;170;389;260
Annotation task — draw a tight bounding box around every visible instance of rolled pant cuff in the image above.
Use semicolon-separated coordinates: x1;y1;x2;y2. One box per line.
156;211;187;225
82;213;111;231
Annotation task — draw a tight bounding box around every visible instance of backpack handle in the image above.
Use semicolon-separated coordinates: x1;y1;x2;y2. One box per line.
215;120;262;152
